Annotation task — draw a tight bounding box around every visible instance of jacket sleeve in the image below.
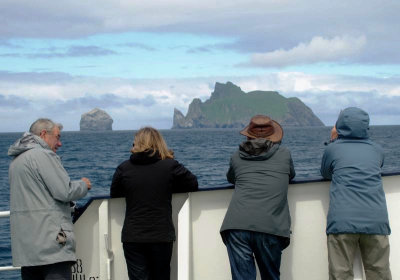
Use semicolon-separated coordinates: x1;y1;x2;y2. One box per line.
172;160;198;193
289;155;296;182
226;157;235;184
110;166;125;198
36;151;88;202
320;146;333;180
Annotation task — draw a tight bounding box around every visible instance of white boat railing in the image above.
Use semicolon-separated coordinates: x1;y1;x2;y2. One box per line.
70;174;400;280
0;211;20;272
1;173;400;279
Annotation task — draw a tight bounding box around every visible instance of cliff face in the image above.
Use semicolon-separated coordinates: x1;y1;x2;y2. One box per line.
172;82;324;129
80;108;113;131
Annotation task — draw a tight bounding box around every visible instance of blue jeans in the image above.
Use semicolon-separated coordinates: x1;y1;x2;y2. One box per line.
222;230;289;280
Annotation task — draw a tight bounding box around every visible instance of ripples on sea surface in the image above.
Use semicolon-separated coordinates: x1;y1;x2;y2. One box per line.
1;126;400;278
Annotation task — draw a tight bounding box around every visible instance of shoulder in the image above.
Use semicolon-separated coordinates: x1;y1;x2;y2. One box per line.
229;150;241;162
324;140;340;152
369;140;384;153
25;146;58;163
276;145;290;153
163;158;181;167
117;159;133;170
274;145;292;157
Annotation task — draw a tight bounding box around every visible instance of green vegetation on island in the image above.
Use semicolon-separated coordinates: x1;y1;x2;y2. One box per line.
173;82;324;128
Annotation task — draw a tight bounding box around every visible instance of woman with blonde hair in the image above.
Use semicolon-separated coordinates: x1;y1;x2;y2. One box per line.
110;127;198;280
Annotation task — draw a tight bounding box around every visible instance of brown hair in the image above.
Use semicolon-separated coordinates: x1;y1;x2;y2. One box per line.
131;127;174;160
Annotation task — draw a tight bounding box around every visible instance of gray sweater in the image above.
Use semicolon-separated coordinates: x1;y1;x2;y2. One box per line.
220;139;295;238
8;133;88;266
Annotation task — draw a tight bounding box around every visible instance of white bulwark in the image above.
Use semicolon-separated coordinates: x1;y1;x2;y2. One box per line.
72;175;400;280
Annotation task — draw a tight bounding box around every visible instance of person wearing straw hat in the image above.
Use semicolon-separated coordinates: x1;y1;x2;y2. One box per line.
220;115;296;280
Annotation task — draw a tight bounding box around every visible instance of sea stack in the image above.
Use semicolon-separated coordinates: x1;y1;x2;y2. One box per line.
80;108;113;131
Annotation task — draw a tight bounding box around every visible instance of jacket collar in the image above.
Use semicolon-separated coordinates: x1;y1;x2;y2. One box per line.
130;150;160;165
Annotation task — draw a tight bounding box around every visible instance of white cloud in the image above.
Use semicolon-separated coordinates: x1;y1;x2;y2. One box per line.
246;36;367;68
1;71;400;131
1;0;399;65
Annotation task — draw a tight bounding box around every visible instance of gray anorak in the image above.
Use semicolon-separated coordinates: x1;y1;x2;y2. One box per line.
320;107;390;235
220;138;295;238
8;132;88;266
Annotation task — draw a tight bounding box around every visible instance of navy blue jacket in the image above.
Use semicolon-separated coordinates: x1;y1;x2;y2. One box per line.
320;107;390;235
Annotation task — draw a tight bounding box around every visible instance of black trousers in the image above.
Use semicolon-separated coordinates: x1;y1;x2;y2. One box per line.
123;242;173;280
21;261;73;280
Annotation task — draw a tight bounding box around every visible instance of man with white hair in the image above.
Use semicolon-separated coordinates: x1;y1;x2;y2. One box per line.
8;118;92;280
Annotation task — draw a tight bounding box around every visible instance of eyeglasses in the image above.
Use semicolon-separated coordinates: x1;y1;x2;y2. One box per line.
47;131;61;141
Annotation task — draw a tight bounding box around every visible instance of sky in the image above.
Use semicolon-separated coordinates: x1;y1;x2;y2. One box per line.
1;0;400;132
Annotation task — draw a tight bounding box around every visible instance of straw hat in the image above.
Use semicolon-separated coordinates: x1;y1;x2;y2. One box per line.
240;115;283;143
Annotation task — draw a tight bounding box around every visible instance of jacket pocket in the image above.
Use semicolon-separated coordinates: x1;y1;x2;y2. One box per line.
56;223;76;250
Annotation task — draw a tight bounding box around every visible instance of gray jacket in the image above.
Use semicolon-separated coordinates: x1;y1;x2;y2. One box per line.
320;107;389;235
8;132;88;266
220;139;296;238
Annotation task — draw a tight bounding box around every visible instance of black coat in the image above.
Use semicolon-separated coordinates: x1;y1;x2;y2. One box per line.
110;151;198;242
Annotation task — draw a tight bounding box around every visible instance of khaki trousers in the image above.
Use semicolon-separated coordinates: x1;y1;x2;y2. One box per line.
327;234;391;280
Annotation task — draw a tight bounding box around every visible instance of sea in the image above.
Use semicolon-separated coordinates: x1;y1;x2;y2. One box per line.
1;126;400;279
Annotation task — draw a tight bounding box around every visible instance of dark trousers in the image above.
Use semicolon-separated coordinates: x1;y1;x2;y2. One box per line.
123;242;173;280
21;261;73;280
222;230;290;280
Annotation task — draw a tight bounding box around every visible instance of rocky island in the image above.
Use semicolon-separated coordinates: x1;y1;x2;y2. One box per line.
80;108;113;131
173;82;324;129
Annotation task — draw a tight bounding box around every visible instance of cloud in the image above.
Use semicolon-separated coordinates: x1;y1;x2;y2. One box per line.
186;46;213;54
0;71;74;83
1;0;399;65
0;94;31;108
242;36;367;68
54;93;156;112
1;71;400;132
26;46;117;58
118;42;156;51
291;90;400;125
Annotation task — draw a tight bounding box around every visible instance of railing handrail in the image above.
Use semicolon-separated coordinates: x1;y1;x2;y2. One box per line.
0;211;10;218
0;266;20;271
0;211;21;273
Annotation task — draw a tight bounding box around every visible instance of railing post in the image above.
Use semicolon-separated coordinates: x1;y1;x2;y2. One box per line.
177;193;191;280
98;200;114;280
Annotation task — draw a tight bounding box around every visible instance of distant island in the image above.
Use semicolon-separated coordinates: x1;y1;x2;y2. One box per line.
80;108;113;131
172;82;324;129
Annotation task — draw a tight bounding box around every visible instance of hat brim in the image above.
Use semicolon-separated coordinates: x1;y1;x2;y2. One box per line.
240;120;283;143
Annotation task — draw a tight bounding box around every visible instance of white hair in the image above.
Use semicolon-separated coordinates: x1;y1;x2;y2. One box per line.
29;118;63;136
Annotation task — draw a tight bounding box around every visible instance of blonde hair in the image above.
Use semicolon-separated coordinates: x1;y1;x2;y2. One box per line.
131;127;174;160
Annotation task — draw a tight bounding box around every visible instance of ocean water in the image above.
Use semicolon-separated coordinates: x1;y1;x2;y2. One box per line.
1;126;400;279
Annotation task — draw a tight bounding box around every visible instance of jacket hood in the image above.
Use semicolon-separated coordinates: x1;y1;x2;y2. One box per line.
336;107;369;139
130;150;161;165
8;132;50;157
239;138;278;160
